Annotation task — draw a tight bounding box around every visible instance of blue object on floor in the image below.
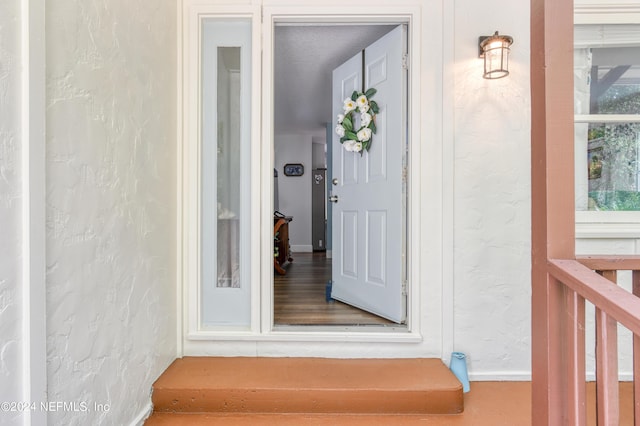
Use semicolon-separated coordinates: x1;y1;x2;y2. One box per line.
325;281;333;302
449;352;471;393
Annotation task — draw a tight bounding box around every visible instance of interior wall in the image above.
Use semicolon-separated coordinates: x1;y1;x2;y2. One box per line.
312;138;326;169
453;0;532;379
45;1;177;424
275;134;313;251
0;1;24;424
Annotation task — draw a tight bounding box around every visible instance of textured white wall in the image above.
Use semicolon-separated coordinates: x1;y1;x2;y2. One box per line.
453;0;532;378
275;134;313;250
45;1;177;424
0;1;24;425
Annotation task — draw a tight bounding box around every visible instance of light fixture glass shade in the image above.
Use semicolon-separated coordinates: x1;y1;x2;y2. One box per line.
480;31;513;79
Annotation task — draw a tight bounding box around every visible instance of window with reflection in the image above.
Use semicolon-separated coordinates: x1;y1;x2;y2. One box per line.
575;25;640;211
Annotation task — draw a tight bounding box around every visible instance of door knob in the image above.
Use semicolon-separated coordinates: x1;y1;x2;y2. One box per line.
329;195;339;203
332;178;339;186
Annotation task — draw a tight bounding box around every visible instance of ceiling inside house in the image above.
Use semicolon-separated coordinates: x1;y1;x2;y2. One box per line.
274;25;396;139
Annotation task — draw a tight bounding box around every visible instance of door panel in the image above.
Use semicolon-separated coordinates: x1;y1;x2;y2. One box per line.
367;108;387;182
367;54;388;87
338;62;362;188
341;210;359;278
366;210;386;286
331;25;406;323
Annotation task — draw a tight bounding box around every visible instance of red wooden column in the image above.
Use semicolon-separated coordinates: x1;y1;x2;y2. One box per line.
530;0;577;424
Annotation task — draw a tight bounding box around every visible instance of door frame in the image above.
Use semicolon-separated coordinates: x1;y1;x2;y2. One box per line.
180;0;451;358
262;8;418;335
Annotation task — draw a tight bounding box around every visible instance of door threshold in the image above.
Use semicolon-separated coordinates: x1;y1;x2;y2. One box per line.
265;325;421;343
184;326;421;348
272;324;408;333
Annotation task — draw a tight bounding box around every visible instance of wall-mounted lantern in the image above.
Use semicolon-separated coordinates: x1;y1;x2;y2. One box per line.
479;31;513;79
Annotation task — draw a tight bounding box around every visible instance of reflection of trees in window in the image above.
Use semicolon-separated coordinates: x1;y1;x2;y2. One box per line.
589;123;638;189
598;82;640;114
588;77;640;210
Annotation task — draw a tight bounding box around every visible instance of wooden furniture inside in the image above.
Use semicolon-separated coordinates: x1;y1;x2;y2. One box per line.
274;215;293;275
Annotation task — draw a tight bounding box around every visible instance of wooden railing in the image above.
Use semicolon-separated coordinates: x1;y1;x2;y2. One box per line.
546;255;640;425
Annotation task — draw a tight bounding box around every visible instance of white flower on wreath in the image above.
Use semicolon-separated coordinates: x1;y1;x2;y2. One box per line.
360;112;372;128
337;113;345;124
356;94;368;110
343;98;356;113
354;142;363;152
357;127;372;142
343;140;356;152
359;103;370;114
335;124;345;137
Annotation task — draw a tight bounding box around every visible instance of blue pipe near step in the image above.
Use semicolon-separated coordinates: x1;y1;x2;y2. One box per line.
449;352;470;393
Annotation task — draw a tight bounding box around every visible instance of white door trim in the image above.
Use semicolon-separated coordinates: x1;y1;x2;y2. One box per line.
261;6;420;338
21;0;47;423
180;0;450;359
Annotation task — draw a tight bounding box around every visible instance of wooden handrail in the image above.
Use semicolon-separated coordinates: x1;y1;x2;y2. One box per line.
577;255;640;271
548;258;640;424
548;259;640;336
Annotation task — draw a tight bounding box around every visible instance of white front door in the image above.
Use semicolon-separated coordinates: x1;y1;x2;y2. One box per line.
330;25;407;324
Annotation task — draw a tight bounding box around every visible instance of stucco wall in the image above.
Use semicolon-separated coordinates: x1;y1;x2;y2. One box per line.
453;0;532;379
0;1;24;425
45;1;177;424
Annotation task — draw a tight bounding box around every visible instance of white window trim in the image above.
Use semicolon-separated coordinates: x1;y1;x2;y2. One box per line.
575;1;640;25
180;4;262;340
577;211;640;238
178;0;449;358
575;115;640;123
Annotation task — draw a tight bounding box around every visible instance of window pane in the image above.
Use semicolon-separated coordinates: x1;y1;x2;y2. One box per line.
576;122;640;211
216;47;241;288
201;19;251;327
575;47;640;115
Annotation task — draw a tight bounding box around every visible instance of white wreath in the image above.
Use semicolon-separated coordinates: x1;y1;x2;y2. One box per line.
335;88;379;154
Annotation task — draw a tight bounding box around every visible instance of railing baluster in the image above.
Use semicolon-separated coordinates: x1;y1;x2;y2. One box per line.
596;307;619;425
565;287;586;425
633;270;640;426
596;270;619;425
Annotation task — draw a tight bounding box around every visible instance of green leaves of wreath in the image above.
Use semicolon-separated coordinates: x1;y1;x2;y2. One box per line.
335;88;379;155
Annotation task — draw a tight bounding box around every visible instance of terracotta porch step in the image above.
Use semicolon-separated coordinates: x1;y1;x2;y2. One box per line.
144;413;459;425
151;357;463;415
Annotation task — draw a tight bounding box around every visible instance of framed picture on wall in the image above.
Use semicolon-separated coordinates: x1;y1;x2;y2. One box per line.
283;163;304;176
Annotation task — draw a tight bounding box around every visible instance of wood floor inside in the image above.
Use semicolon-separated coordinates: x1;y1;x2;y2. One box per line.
274;252;395;326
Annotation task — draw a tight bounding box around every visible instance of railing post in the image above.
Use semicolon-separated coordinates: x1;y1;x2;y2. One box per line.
531;0;576;419
633;270;640;426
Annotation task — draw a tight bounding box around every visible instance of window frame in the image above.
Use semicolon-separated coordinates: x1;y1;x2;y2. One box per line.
575;2;640;237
